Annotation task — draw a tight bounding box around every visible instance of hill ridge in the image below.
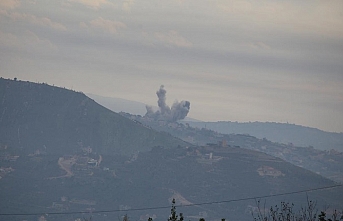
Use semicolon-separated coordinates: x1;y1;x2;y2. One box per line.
0;78;188;156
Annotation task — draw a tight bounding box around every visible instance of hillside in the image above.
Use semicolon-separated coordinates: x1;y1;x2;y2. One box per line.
0;78;187;156
1;143;342;221
0;78;342;221
121;113;343;183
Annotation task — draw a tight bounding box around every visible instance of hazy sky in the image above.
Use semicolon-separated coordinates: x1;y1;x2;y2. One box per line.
1;0;343;132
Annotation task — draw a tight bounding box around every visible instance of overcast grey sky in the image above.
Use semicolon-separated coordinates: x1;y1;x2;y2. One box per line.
1;0;343;132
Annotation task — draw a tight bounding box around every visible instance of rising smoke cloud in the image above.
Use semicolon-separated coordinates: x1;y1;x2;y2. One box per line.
145;85;190;122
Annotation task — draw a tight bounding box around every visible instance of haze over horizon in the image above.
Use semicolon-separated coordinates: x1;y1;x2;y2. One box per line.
1;0;343;133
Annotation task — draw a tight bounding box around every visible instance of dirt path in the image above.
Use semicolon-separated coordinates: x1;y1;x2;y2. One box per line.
48;157;75;179
98;155;102;167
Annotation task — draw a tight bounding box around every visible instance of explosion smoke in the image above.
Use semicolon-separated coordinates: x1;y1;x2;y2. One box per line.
145;85;190;122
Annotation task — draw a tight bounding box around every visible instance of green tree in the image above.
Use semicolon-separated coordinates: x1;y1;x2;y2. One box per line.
168;199;184;221
252;199;343;221
123;214;129;221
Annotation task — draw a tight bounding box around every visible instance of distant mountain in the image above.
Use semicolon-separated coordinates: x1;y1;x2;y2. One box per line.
183;121;343;151
0;78;342;221
87;93;202;122
87;93;148;116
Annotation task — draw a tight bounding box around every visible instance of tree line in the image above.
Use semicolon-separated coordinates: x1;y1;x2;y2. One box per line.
83;198;342;221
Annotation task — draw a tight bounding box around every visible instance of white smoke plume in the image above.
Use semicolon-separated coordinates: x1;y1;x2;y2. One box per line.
145;85;190;122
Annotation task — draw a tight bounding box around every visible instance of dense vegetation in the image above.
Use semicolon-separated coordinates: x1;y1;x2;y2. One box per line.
83;199;343;221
